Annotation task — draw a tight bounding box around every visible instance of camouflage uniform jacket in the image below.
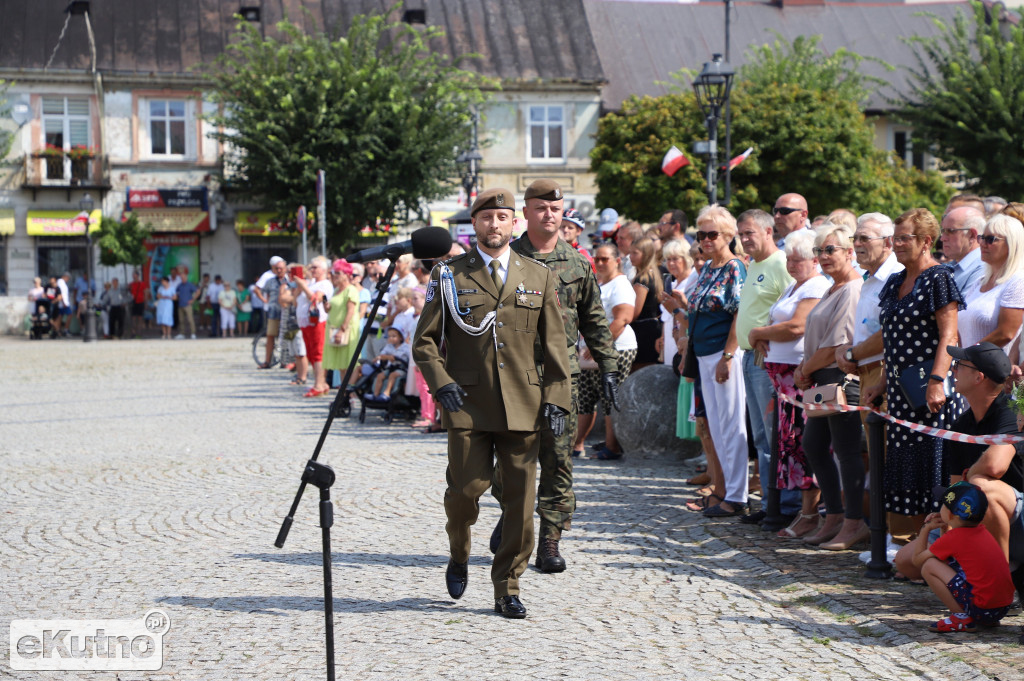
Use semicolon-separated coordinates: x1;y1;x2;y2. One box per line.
511;236;618;376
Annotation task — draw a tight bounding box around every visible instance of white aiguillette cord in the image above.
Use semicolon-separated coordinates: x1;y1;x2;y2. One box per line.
437;263;497;349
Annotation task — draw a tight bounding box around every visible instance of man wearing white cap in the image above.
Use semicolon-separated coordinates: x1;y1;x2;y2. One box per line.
253;256;290;368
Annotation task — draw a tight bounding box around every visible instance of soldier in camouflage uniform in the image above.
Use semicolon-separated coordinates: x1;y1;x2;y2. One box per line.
491;178;621;573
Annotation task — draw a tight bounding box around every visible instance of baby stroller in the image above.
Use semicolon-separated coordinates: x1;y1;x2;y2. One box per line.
348;357;419;424
29;300;51;340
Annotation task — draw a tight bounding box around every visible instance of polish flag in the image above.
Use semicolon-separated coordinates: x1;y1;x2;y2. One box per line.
457;186;468;208
661;146;690;177
723;147;754;171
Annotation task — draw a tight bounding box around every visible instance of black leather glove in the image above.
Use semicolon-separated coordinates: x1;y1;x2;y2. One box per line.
435;383;467;413
602;372;621;413
544;403;568;437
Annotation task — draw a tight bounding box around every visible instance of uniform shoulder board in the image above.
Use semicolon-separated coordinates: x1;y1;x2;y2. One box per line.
519;254;549;269
444;252;469;265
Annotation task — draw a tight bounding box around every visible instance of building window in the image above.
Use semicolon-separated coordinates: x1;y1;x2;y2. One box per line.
528;105;564;162
149;99;187;156
892;127;926;171
41;96;91;181
36;239;88;282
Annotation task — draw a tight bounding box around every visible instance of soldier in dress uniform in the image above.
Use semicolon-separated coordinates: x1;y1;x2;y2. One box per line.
490;179;621;573
413;188;571;619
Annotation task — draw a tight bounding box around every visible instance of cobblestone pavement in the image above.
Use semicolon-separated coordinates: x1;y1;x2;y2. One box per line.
1;336;1022;681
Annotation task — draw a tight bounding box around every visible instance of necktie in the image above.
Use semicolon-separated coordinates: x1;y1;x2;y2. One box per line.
490;260;503;293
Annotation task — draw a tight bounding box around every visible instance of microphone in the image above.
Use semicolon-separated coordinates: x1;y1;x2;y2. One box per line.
346;226;453;263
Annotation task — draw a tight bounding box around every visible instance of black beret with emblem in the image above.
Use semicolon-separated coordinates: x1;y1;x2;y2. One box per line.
523;178;563;202
471;188;516;216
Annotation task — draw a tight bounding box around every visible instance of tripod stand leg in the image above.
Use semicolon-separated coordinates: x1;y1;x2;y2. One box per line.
320;487;335;681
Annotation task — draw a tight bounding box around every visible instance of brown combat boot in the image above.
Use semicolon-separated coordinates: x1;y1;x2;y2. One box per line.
535;535;566;573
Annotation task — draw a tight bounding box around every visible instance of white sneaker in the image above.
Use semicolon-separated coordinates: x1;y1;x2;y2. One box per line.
190;334;196;339
174;334;185;340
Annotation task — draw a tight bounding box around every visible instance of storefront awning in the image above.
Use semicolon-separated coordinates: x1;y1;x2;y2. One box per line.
26;209;101;236
127;209;210;233
0;209;13;235
235;211;298;237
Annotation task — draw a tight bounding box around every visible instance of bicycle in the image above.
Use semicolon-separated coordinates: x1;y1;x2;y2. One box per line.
252;318;281;368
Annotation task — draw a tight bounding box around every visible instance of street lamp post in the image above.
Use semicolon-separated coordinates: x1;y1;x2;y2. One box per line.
456;110;482;207
692;54;735;206
80;193;98;343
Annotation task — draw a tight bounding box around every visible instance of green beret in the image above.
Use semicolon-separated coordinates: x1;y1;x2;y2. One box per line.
523;179;563;202
471;188;516;216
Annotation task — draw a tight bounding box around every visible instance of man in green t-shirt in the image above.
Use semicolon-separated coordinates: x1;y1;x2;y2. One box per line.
736;209;798;522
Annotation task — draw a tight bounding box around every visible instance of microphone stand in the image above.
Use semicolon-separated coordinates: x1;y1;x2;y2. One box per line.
274;259;397;681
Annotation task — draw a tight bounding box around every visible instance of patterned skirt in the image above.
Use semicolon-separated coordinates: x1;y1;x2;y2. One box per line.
764;362;816;491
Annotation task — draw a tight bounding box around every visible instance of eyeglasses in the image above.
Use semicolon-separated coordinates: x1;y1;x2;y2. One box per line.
852;235;886;244
811;245;842;256
891;234;921;245
773;206;802;216
941;227;970;236
979;234;1006;245
952;359;978;372
696;230;720;241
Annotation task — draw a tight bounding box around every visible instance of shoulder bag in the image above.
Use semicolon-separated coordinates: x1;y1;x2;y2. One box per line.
682;262;732;380
898;360;953;411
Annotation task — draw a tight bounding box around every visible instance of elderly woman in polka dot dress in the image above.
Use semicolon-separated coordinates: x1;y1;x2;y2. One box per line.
863;208;965;536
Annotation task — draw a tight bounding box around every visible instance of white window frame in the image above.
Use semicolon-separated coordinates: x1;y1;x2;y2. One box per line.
41;96;92;183
889;124;931;171
140;98;196;161
526;104;566;165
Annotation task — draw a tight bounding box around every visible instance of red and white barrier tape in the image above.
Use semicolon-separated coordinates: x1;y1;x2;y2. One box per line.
777;391;1024;445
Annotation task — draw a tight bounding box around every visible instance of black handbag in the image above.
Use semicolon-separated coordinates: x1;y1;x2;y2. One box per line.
898;360;953;411
681;340;699;380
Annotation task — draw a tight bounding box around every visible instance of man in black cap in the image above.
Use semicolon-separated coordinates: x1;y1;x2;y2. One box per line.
893;342;1024;589
489;178;620;574
413;187;571;619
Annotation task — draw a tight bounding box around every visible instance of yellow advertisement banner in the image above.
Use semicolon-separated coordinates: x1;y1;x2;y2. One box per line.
0;209;13;235
234;211;298;237
26;209;101;236
128;208;210;233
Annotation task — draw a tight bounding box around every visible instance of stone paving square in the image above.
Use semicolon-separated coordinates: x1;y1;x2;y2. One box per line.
1;337;1022;680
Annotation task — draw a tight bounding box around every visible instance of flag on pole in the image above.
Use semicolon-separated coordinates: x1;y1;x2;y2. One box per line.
457;186;468;208
723;147;754;171
661;146;690;177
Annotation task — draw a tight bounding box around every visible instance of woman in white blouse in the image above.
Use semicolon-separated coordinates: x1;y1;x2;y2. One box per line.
575;243;638;460
960;214;1024;352
748;230;829;539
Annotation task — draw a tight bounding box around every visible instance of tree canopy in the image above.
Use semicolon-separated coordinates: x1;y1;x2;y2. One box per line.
899;0;1024;198
591;36;952;223
96;214;149;270
204;10;489;250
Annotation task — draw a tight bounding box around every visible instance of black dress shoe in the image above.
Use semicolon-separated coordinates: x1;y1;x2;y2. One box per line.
739;509;767;525
535;536;566;573
489;513;503;554
494;595;527;619
445;559;468;600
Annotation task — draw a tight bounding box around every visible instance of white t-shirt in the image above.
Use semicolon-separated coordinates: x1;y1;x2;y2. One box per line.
57;278;70;306
960;271;1024;351
206;281;224;303
390;307;418;345
296;279;334;328
600;274;637;351
660;276;689;366
765;275;830;365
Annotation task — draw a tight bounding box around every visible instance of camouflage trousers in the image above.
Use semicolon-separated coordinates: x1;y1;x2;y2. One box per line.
492;376;579;540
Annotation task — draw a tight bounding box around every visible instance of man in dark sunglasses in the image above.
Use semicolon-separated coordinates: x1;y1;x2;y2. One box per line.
772;193;810;247
940;206;985;294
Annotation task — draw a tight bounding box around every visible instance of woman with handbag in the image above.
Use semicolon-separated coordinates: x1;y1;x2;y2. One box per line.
293;256;335;397
748;229;829;539
574;243;637;459
658;240;696;441
628;236;665;371
323;258;360;390
686;206;748;517
862;208;965;535
795;223;867;549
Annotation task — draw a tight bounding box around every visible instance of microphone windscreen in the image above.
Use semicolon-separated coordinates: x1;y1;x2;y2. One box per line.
411;226;454;259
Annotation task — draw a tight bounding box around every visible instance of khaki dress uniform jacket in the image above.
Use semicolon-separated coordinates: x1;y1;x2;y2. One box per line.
413;248;571;598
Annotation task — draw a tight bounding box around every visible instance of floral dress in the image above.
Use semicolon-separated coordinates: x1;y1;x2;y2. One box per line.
879;265;964;516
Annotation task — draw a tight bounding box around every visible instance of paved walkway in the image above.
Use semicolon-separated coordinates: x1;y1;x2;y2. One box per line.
1;336;1021;680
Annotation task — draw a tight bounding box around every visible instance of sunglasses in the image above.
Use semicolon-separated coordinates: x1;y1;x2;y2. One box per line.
696;230;720;241
811;245;843;256
852;235;886;244
773;206;802;216
951;359;979;372
941;227;970;236
979;234;1006;245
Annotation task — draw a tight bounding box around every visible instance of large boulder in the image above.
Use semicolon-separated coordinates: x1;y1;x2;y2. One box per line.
609;364;699;458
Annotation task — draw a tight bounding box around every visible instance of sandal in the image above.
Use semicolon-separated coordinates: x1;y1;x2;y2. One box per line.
571;448;585;458
694;486;714;497
778;513;821;539
290;378;307;386
594;446;623;460
685;494;722;512
411;419;432;428
929;614;976;633
703;501;745;518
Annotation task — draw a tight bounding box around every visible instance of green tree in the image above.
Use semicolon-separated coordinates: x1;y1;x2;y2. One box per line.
204;9;489;249
591;37;952;222
899;0;1024;197
0;80;13;158
96;214;149;279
